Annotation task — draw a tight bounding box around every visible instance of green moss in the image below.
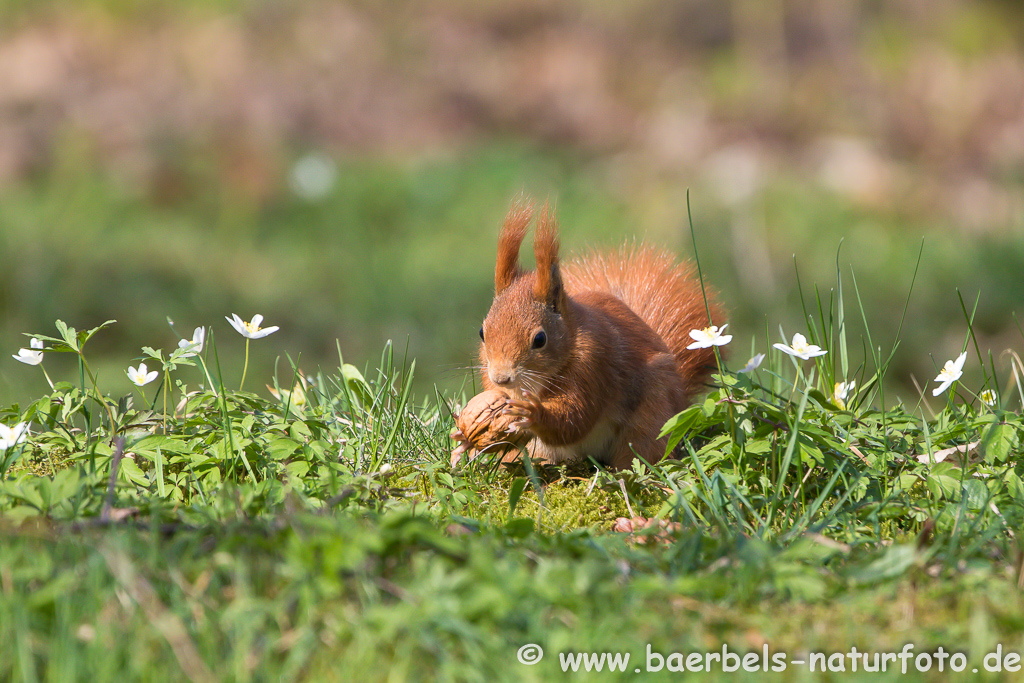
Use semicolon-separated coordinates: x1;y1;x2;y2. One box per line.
5;446;73;478
452;461;667;532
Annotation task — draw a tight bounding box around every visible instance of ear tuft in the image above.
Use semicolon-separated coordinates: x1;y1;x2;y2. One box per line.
533;203;565;311
495;200;533;293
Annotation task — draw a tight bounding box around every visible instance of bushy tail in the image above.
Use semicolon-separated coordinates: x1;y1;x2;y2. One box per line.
563;244;724;400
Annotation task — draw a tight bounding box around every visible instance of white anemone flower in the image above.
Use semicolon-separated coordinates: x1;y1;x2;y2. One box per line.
0;422;29;450
932;352;967;396
127;362;159;387
980;389;997;407
773;333;827;360
226;313;279;340
833;380;856;410
178;327;206;357
738;353;765;374
686;324;732;350
12;338;44;366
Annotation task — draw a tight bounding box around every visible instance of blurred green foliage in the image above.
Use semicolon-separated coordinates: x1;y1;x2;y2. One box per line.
0;143;640;403
4;141;1024;407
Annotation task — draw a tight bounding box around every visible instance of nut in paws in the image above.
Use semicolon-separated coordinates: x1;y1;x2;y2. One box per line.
451;389;531;465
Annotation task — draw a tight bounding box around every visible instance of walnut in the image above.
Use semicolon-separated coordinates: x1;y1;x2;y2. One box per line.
450;389;531;466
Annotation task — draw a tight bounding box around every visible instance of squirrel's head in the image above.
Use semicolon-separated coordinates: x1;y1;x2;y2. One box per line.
479;202;571;396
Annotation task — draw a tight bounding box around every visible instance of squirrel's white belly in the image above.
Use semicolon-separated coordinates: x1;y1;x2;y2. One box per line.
530;416;618;465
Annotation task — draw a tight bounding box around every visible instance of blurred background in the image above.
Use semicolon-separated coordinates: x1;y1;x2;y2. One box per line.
2;0;1024;406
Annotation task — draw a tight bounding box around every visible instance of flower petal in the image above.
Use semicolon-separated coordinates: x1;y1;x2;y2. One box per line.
738;353;765;373
0;422;29;450
773;342;799;358
12;348;44;365
226;314;247;336
951;351;968;374
250;325;279;339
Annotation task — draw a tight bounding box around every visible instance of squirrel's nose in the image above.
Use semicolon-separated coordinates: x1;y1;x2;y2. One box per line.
490;370;513;386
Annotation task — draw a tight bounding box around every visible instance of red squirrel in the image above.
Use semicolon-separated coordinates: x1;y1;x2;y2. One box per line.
456;201;725;471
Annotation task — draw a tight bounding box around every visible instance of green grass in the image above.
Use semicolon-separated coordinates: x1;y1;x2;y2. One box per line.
3;294;1024;681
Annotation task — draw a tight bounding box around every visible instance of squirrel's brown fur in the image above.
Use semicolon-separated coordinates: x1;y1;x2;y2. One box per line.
474;200;724;470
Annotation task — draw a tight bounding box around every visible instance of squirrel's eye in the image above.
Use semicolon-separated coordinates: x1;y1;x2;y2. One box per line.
479;326;485;342
531;330;547;349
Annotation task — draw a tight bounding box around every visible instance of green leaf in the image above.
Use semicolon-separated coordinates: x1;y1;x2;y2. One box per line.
119;457;148;486
267;437;301;460
503;518;535;538
285;460;310;479
743;439;771;456
26;396;53;422
797;436;825;466
963;479;989;511
925;472;962;501
980;422;1017;463
1006;472;1024;503
131;435;192;460
507;477;528;520
289;420;312;441
341;364;372;406
54;320;77;351
659;404;702;442
78;320;117;348
141;346;163;361
887;473;921;496
848;544;919;585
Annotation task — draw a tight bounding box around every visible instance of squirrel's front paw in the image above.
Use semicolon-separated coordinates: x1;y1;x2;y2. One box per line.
503;391;542;431
450;428;470;466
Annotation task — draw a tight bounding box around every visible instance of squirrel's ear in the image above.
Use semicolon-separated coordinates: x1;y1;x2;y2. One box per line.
495;201;533;294
533;204;566;312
